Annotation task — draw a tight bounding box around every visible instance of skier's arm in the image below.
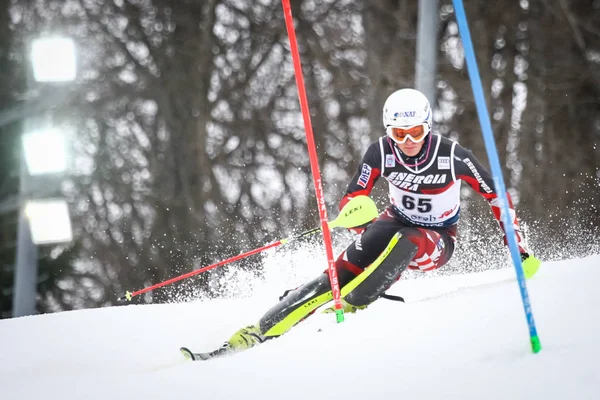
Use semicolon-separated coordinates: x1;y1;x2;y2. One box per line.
453;145;530;254
339;141;383;210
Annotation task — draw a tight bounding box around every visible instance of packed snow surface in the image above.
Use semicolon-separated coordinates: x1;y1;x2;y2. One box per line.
1;255;599;399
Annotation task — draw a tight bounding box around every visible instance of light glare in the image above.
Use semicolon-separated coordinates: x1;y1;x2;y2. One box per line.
25;199;73;245
31;37;77;82
22;128;67;175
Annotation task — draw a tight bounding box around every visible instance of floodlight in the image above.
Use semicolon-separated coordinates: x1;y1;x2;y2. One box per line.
31;37;77;82
22;128;67;175
25;199;73;245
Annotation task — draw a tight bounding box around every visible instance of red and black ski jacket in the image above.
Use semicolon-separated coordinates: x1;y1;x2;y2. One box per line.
340;134;528;253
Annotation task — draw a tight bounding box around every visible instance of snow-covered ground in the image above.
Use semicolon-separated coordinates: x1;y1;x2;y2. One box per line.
1;254;599;400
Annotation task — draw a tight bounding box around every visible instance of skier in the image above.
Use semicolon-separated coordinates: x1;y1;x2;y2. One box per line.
182;88;541;361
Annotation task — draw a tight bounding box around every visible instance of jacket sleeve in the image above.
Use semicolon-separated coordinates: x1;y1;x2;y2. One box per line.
453;144;529;254
339;141;383;210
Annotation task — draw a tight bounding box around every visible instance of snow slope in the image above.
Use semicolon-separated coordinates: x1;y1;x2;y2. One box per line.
1;255;599;400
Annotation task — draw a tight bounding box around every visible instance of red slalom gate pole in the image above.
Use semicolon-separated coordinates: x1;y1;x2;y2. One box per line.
118;227;320;301
281;0;344;323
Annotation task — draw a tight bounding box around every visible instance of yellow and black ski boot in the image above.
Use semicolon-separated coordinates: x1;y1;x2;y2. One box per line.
180;325;266;361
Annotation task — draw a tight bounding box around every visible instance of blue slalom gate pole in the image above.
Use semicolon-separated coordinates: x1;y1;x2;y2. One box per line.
452;0;541;353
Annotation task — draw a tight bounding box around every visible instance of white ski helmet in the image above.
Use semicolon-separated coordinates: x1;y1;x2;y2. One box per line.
382;88;432;143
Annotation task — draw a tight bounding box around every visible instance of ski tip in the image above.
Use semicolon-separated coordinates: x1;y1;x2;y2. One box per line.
180;347;196;361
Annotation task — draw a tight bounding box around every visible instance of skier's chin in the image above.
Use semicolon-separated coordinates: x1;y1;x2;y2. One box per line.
398;142;423;156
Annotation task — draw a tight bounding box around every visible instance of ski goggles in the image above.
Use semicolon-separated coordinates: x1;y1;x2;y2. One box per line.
386;124;429;144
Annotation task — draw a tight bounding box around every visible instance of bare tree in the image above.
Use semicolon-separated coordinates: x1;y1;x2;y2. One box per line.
5;0;598;314
6;0;372;308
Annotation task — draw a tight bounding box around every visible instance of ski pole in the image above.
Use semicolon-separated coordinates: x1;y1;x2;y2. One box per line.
118;195;378;301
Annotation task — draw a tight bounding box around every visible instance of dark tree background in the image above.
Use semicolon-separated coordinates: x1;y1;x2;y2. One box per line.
0;0;598;317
